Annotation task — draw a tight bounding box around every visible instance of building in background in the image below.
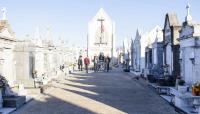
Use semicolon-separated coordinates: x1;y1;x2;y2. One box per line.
88;8;116;63
123;38;131;70
152;28;163;67
139;26;163;76
15;27;77;88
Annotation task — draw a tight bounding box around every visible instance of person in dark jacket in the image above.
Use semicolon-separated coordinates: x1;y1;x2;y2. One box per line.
78;56;83;71
105;56;111;72
93;56;98;72
99;52;105;62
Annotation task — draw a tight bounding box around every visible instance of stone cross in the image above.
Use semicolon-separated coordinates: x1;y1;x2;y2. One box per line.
185;0;192;22
46;26;51;41
96;17;107;47
97;17;105;44
1;7;7;20
186;2;190;16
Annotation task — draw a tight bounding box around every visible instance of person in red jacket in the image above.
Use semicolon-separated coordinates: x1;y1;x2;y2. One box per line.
84;56;90;73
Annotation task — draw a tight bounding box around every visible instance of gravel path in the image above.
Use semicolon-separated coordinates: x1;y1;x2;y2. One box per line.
12;69;178;114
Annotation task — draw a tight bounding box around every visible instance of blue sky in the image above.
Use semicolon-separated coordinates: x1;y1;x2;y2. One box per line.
0;0;200;47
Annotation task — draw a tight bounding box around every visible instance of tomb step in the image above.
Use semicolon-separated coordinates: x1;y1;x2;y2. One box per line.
3;96;26;109
25;88;41;95
40;83;53;93
17;79;35;88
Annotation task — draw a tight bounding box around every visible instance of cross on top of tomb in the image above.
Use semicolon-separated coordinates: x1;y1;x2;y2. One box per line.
1;7;7;20
185;0;192;22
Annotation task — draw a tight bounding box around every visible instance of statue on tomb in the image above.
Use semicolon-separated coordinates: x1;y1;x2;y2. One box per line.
1;7;7;20
0;74;17;97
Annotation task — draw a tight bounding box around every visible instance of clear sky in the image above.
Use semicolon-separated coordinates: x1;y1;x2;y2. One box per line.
0;0;200;47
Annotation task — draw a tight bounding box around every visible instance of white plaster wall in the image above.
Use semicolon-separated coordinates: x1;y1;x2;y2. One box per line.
2;49;16;85
180;37;200;84
34;50;45;77
0;49;4;76
0;39;16;86
182;47;193;84
140;26;163;70
194;48;200;83
15;51;30;80
166;44;173;74
152;45;158;65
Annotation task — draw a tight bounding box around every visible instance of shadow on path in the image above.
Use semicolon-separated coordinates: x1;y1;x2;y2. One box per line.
12;68;178;114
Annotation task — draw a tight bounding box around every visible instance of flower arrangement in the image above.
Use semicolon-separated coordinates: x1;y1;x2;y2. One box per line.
192;82;200;96
162;64;169;68
178;79;185;86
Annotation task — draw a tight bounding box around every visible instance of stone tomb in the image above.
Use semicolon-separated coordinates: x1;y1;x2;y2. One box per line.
14;38;59;88
179;5;200;84
0;20;16;87
132;30;141;72
163;13;181;76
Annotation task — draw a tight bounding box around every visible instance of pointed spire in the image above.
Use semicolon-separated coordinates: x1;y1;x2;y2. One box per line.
34;26;40;40
155;28;159;42
147;37;151;47
156;28;159;38
136;29;139;36
185;1;192;22
136;29;141;40
45;26;52;41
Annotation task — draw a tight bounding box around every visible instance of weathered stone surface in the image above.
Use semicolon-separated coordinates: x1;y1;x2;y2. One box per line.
3;96;26;109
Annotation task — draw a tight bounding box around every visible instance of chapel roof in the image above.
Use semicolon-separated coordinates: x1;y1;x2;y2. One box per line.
166;13;180;27
90;8;112;23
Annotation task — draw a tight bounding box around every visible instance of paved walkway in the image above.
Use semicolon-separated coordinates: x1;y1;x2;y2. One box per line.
12;69;178;114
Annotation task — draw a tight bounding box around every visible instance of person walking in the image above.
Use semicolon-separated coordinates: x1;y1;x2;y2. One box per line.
84;56;90;73
78;56;83;71
93;56;98;72
105;56;111;72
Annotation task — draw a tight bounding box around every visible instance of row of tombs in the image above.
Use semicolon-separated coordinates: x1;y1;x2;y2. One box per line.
125;3;200;113
0;10;76;109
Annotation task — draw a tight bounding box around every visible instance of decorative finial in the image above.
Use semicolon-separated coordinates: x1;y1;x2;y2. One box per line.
155;28;159;42
1;7;7;20
34;26;40;40
185;0;192;22
46;26;52;41
156;28;159;38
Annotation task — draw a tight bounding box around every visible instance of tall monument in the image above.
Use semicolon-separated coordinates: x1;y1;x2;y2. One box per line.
88;8;116;60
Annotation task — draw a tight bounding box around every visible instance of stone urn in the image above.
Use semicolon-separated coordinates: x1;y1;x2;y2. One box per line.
177;80;187;93
178;85;188;93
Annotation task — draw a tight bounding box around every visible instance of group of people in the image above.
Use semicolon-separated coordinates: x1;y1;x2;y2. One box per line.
93;53;110;72
77;56;90;73
77;53;111;73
